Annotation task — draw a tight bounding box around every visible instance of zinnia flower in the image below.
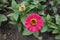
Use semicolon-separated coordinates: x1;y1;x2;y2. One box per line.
19;5;25;11
24;13;44;32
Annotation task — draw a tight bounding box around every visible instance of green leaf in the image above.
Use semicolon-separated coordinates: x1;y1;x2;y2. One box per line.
55;35;60;39
18;23;21;32
46;14;52;21
33;0;40;4
7;12;19;21
48;23;58;29
41;25;48;33
57;0;60;4
52;29;59;34
53;7;57;13
12;0;17;7
21;1;28;6
0;14;7;22
38;5;46;10
50;1;54;6
9;21;17;24
11;0;19;11
26;5;36;12
21;15;26;24
33;32;39;37
38;11;45;16
55;14;60;25
23;28;32;35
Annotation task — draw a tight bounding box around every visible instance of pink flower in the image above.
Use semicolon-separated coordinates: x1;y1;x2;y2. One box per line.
24;13;44;32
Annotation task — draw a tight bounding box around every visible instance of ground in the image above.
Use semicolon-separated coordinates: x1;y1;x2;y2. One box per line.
0;22;56;40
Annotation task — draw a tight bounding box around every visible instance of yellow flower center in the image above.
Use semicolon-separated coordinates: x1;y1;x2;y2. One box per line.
30;18;38;26
19;5;25;11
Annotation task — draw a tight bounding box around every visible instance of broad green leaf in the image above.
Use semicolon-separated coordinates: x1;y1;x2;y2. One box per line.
21;1;28;6
52;29;59;34
0;14;7;22
12;0;17;7
41;25;48;33
57;0;60;4
9;21;17;24
7;13;14;16
38;5;46;10
50;1;54;6
55;35;60;39
7;12;19;21
33;0;40;4
38;11;45;16
46;14;52;21
23;28;32;35
33;32;39;37
55;14;60;25
11;0;19;11
26;5;36;12
53;7;57;13
48;23;58;29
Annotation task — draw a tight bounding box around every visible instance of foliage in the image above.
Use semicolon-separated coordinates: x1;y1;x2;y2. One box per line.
0;0;60;39
0;0;9;26
0;14;7;22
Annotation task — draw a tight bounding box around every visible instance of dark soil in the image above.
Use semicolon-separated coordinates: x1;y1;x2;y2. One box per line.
0;22;56;40
0;21;39;40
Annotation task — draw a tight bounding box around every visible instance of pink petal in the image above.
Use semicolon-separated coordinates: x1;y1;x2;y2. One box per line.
24;13;44;32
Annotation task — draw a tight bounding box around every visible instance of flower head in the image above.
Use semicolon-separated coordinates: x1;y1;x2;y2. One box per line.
19;5;25;11
24;13;44;32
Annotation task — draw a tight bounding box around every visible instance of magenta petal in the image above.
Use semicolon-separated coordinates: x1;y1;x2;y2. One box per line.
31;27;39;32
24;13;44;32
28;27;32;32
